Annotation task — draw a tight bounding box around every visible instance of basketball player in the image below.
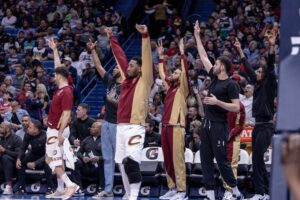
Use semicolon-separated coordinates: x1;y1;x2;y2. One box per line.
109;24;153;200
156;39;189;200
45;38;79;200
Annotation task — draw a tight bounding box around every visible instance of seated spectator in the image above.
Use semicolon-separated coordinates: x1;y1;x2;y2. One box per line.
1;9;17;29
17;82;32;106
11;65;26;93
70;103;95;146
148;102;162;124
23;33;36;53
188;127;200;152
35;83;50;115
20;19;36;38
0;122;22;195
35;19;49;38
5;46;22;69
24;68;39;92
32;37;49;61
4;76;16;97
24;91;43;121
0;92;13;115
4;99;29;130
44;27;56;41
3;35;20;53
36;65;50;86
16;120;54;194
15;115;31;140
144;119;161;148
63;57;78;85
71;121;104;195
0;51;9;74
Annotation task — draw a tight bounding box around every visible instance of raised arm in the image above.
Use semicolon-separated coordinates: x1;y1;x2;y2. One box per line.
136;24;153;85
234;38;257;83
194;20;213;73
47;38;62;68
178;38;190;98
87;39;106;78
266;29;277;74
106;27;128;76
156;40;169;90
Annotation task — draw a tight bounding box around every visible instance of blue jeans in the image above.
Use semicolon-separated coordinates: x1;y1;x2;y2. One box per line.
101;120;117;192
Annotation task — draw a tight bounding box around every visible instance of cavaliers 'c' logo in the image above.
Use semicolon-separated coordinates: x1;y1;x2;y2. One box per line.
47;136;58;144
128;135;142;146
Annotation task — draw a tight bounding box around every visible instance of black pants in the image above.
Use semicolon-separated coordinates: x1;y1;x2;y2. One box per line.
252;123;274;195
0;154;16;182
71;159;104;188
200;120;237;190
18;152;54;189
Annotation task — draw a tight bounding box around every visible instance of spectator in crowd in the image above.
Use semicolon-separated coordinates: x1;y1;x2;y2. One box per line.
20;19;35;38
35;83;50;115
23;33;36;53
15;120;54;194
70;103;95;146
4;99;29;130
23;91;43;121
1;8;17;29
36;65;50;86
0;92;13;116
4;36;20;53
71;121;104;196
32;37;48;61
63;56;78;86
12;65;26;93
15;115;31;140
24;68;39;92
0;122;22;194
5;46;22;69
4;76;16;97
144;118;161;148
17;82;32;106
87;30;123;198
188;127;200;153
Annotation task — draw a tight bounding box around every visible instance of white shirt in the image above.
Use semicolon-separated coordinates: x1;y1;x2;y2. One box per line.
1;16;17;28
240;94;255;125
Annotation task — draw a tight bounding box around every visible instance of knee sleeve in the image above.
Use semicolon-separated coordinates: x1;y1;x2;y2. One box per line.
122;157;142;184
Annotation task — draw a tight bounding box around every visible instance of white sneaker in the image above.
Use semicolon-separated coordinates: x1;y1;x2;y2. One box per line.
2;185;12;195
159;189;177;199
45;190;65;198
170;192;187;200
248;194;267;200
223;191;235;200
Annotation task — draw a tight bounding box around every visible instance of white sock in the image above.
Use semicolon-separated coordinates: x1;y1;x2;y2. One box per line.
57;177;64;192
129;182;141;200
61;173;74;187
232;186;241;195
206;190;215;200
119;164;130;194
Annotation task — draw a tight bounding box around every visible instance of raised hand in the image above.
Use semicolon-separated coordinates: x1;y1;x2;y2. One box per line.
104;27;113;37
47;38;57;50
268;29;278;46
87;39;97;51
156;40;164;58
194;20;200;38
135;24;148;34
179;38;185;55
234;37;242;50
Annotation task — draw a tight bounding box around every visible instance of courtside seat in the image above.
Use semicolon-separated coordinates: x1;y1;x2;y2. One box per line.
185;148;194;185
140;147;164;184
237;149;250;183
190;150;203;184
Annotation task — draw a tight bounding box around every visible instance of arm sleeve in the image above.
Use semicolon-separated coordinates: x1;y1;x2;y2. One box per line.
229;103;245;138
6;136;22;158
109;36;128;77
179;54;190;98
158;59;170;90
141;33;154;85
241;57;257;84
266;53;275;74
77;139;86;161
35;155;45;168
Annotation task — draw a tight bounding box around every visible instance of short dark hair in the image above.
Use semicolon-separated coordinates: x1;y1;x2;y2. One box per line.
32;119;42;131
217;56;232;74
146;118;155;127
131;56;142;67
78;103;90;112
55;66;69;79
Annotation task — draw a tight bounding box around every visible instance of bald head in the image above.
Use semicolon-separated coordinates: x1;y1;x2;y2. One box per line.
90;121;102;136
0;122;12;137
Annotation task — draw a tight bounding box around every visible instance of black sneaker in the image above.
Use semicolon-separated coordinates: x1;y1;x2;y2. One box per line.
74;188;85;196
